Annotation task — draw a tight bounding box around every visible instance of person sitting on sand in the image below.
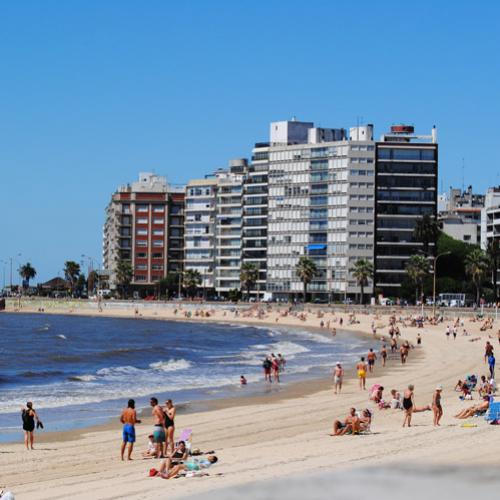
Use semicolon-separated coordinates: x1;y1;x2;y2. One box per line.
454;396;490;419
141;434;157;458
151;455;218;479
370;385;384;403
390;389;402;409
331;407;361;436
170;440;189;464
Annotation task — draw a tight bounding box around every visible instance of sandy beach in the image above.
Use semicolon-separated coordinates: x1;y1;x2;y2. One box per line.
1;301;499;499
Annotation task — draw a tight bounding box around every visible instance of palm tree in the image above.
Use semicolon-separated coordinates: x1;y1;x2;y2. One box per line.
352;259;374;305
64;261;81;294
183;269;202;298
115;260;133;299
295;256;317;302
240;263;259;301
486;240;500;303
465;248;489;306
406;255;430;304
18;262;37;289
413;214;440;255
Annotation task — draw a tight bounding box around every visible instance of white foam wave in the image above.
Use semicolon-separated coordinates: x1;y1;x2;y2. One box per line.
149;359;191;372
70;374;98;382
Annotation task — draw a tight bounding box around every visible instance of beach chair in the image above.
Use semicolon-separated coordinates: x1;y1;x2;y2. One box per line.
176;428;193;452
485;401;500;422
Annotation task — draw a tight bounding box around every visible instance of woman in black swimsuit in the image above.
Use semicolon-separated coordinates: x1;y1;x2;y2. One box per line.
22;401;41;450
163;399;176;456
402;385;415;428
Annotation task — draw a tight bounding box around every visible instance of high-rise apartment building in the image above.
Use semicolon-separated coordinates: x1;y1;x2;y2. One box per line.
102;173;184;293
266;120;376;301
374;125;438;296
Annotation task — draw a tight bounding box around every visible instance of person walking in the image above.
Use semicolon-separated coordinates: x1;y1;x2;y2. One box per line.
402;385;415;428
120;399;141;461
432;386;443;426
488;353;496;379
333;362;344;394
21;402;42;450
356;357;368;390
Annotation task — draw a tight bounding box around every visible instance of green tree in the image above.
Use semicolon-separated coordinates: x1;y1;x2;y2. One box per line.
295;256;317;302
406;255;430;304
240;263;259;301
413;214;440;255
115;260;133;299
64;261;81;294
486;240;500;303
465;248;489;306
76;273;86;295
158;272;181;299
18;262;37;289
352;259;374;305
183;269;202;298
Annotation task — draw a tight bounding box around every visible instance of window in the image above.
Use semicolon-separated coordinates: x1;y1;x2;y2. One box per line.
137;204;148;212
152;252;163;259
136;240;147;247
153;229;164;236
136;252;147;258
134;275;146;281
153;206;165;213
135;264;147;270
153;218;164;225
137;218;148;224
122;204;131;214
153;240;164;247
152;264;163;271
137;229;148;236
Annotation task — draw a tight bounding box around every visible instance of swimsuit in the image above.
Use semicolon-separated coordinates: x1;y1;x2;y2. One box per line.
357;369;366;378
22;410;35;432
402;397;413;411
122;423;136;443
153;425;166;443
164;411;175;428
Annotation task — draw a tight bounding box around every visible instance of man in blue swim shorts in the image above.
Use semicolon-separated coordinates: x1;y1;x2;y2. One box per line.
120;399;141;461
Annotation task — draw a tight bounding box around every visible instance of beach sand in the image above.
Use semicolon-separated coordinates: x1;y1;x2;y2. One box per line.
1;301;499;499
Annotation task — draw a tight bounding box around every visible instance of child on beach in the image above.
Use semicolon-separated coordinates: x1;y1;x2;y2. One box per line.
141;434;156;458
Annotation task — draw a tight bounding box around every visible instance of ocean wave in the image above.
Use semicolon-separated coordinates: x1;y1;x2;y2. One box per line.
149;359;191;372
68;374;98;382
20;370;65;379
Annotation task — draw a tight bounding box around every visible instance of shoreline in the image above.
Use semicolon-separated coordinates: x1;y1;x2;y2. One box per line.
0;308;381;444
2;305;498;500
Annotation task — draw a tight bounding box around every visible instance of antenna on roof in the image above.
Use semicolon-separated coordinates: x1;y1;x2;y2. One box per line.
462;158;465;193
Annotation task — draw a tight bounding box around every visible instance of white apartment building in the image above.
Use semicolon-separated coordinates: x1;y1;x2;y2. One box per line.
184;161;248;296
481;187;500;250
266;120;375;301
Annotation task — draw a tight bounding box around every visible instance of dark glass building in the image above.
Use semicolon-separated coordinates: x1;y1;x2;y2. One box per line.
374;125;438;298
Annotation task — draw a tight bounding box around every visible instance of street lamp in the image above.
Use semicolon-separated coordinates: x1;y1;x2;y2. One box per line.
9;253;21;290
433;251;451;317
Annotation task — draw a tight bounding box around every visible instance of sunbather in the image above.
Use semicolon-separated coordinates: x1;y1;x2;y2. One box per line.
454;396;490;419
151;455;218;479
331;408;361;436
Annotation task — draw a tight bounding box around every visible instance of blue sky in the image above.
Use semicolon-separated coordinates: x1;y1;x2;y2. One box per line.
1;0;499;282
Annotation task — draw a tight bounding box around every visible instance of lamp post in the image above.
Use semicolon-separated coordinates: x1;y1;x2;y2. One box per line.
433;251;451;317
9;253;21;290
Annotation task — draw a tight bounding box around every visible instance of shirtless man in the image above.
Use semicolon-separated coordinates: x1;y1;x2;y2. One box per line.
400;344;409;364
120;399;141;461
367;349;377;373
331;407;361;436
356;357;368;390
333;362;344;394
380;345;388;367
150;397;165;458
485;341;494;364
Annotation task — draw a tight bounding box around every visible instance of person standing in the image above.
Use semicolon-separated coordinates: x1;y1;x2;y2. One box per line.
488;353;496;379
163;399;176;456
380;345;388;367
485;341;494;364
150;397;165;458
367;349;377;373
356;357;368;390
333;362;344;394
21;402;41;450
120;399;141;461
262;356;272;382
402;385;415;428
417;333;422;346
432;386;443;426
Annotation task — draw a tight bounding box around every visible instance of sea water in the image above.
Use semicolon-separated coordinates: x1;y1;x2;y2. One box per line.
0;313;371;442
